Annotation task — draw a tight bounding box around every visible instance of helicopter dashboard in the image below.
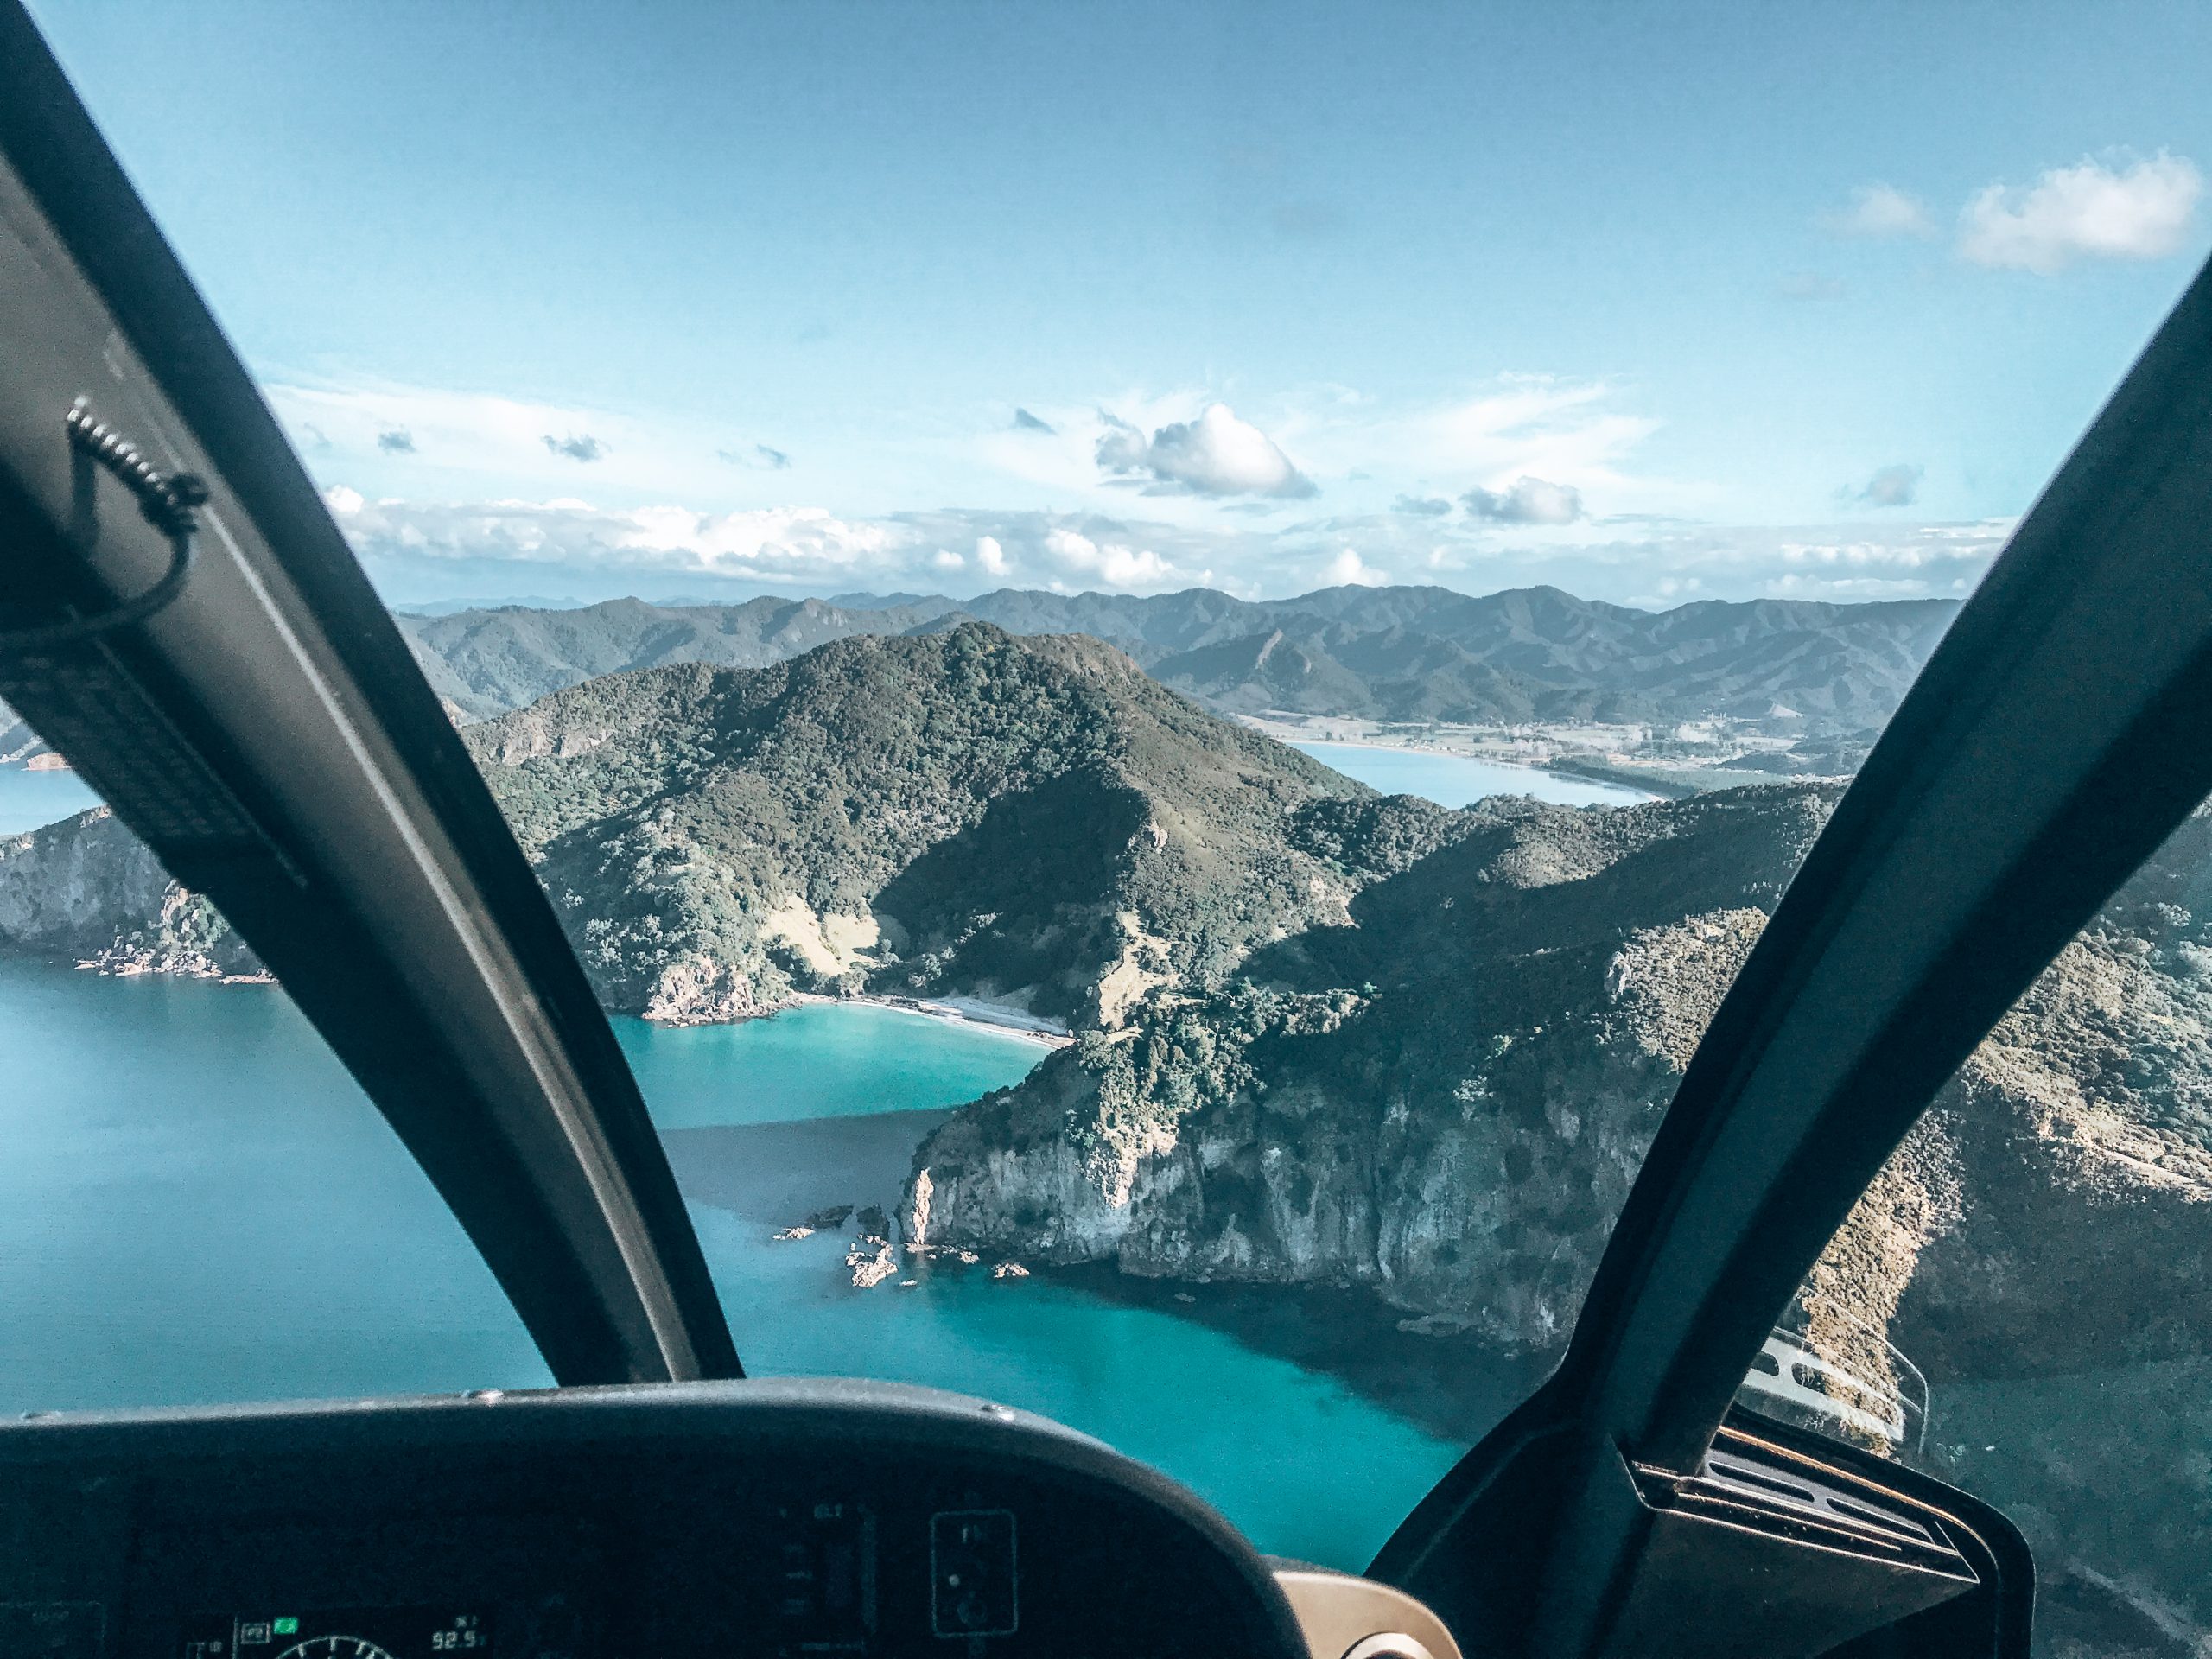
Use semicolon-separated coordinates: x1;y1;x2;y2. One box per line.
0;1380;1402;1659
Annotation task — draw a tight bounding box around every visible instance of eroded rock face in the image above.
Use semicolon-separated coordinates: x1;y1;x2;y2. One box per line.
907;799;2212;1387
0;808;262;979
905;912;1766;1346
905;784;1839;1347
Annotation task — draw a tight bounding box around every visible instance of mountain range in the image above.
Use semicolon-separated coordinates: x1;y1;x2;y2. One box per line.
395;583;1959;735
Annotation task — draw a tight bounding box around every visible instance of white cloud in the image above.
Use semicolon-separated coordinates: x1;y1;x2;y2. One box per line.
1464;475;1584;524
331;493;2010;610
931;549;966;570
1043;526;1180;588
268;380;792;500
719;442;791;471
1959;153;2203;272
1350;379;1659;509
336;496;901;585
1096;403;1316;498
1821;183;1934;239
1320;549;1390;588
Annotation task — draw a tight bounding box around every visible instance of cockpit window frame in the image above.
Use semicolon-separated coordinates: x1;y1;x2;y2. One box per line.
0;5;740;1391
1372;245;2212;1646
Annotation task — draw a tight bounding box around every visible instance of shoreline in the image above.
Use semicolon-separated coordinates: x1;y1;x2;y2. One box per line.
7;943;1074;1048
791;990;1073;1048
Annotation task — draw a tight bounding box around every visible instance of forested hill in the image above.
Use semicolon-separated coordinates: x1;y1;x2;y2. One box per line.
459;624;1376;1023
396;584;1958;734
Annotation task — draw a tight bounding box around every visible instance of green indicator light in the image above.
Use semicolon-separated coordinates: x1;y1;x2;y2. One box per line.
273;1620;298;1637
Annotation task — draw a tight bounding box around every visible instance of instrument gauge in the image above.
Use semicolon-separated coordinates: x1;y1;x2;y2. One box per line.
275;1639;397;1659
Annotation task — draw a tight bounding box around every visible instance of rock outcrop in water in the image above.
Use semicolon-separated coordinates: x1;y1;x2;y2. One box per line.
0;699;53;766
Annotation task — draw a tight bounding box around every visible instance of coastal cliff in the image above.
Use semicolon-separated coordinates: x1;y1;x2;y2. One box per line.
904;786;1834;1344
0;806;259;979
905;790;2212;1375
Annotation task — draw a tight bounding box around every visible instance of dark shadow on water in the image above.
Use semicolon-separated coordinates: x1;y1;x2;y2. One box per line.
1046;1264;1553;1446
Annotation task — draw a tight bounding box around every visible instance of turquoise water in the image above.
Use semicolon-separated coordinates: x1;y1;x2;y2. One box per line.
1289;741;1652;807
0;961;1474;1569
0;768;101;836
613;1001;1042;1128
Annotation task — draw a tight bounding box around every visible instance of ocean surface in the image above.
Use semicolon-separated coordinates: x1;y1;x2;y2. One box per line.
0;961;1499;1570
0;768;101;836
1287;741;1652;807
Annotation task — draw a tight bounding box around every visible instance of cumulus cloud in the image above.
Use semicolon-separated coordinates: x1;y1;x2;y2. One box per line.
1043;525;1181;589
1401;381;1657;497
1959;153;2204;272
931;549;965;570
377;429;416;454
719;443;791;470
1095;403;1317;498
976;536;1010;577
1393;494;1452;517
542;433;607;462
1011;407;1056;434
1320;549;1390;588
1463;475;1584;524
1856;463;1923;507
1822;183;1934;239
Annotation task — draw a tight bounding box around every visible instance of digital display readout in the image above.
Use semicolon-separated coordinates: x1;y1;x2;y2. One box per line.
180;1607;493;1659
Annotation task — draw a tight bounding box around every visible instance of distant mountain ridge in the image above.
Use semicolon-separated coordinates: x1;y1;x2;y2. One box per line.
394;583;1959;734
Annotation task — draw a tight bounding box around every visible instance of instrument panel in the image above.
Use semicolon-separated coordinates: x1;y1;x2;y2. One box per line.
0;1381;1310;1659
178;1608;496;1659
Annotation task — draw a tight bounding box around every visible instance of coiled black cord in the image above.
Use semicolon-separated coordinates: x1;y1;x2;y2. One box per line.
0;398;207;650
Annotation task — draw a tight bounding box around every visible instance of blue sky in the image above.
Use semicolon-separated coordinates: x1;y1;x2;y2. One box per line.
25;1;2212;608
